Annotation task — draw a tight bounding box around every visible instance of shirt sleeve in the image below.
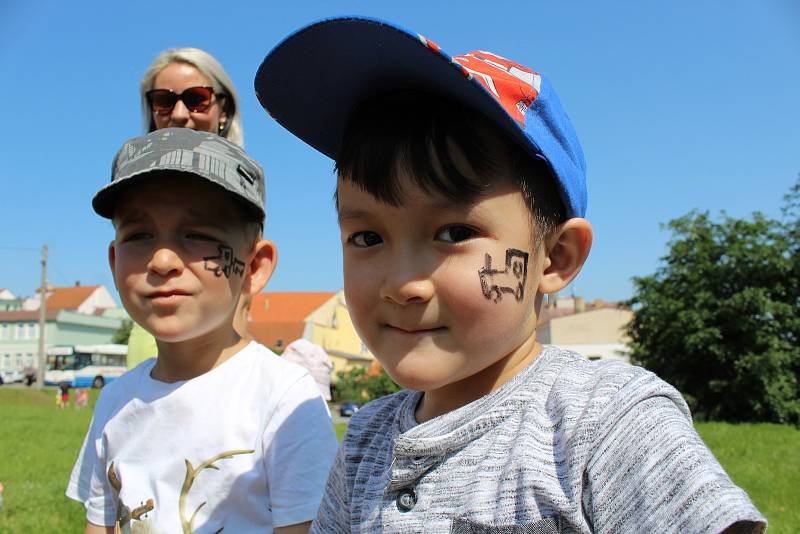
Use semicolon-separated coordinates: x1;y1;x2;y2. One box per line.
262;373;339;528
310;444;350;534
584;393;766;534
65;414;117;527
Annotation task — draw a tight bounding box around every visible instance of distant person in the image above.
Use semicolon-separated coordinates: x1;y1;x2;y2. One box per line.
129;47;250;367
74;388;89;409
58;382;70;410
67;129;338;533
255;17;766;533
281;339;333;401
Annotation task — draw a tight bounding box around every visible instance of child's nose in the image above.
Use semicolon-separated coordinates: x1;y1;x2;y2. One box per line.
147;247;185;277
380;258;435;305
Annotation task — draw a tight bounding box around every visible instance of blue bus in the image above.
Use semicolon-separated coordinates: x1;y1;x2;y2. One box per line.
45;344;127;388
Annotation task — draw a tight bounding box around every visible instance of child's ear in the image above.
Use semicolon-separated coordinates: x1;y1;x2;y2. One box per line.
108;241;117;281
538;218;593;295
244;239;277;295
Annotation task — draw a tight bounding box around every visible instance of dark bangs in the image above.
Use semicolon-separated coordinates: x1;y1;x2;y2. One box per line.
336;93;566;236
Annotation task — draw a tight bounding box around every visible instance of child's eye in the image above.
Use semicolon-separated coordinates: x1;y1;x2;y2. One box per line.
347;231;383;248
435;225;479;243
121;232;151;243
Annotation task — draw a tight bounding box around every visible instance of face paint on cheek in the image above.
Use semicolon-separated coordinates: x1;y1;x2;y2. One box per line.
203;244;246;278
478;248;529;303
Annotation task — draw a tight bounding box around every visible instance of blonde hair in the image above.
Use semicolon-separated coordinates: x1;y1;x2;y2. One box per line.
140;47;244;146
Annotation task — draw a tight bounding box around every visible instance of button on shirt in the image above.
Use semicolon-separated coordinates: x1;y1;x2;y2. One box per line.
396;489;416;512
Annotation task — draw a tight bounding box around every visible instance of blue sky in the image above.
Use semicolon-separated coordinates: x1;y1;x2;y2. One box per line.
1;1;798;304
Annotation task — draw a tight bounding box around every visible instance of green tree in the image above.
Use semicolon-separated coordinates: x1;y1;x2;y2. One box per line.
627;179;800;424
112;319;134;345
333;366;402;403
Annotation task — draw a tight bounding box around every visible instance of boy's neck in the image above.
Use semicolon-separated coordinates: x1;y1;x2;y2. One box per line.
151;328;249;383
415;338;543;423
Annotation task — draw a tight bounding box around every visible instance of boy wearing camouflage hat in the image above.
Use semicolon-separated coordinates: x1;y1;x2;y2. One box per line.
67;128;338;533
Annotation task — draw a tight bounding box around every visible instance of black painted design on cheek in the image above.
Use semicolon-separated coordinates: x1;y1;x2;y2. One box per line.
478;248;529;303
203;244;245;278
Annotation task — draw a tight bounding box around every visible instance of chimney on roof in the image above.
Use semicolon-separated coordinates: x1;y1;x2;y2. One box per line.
75;281;80;286
575;296;586;313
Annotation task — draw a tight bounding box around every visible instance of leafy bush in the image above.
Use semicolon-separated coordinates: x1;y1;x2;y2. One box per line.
627;179;800;423
112;319;133;344
333;365;401;403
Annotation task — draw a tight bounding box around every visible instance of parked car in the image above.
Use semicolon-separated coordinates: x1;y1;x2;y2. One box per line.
339;401;361;417
0;370;24;384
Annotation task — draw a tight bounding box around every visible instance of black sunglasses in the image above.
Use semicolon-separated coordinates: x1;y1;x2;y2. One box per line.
146;86;222;114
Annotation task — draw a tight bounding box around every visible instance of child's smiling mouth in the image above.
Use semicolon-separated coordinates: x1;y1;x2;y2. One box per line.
384;324;447;335
145;289;192;304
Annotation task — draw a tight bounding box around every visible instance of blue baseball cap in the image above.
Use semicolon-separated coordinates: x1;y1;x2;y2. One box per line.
255;16;587;218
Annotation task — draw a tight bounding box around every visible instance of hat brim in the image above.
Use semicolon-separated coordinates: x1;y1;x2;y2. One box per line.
255;17;545;166
92;168;264;221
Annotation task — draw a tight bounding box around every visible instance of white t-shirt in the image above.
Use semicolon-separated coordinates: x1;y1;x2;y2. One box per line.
67;341;339;533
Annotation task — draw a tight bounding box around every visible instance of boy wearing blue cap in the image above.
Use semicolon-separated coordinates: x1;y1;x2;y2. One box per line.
256;18;765;534
67;128;338;534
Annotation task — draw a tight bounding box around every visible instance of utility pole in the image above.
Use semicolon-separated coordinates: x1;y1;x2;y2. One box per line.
36;244;48;389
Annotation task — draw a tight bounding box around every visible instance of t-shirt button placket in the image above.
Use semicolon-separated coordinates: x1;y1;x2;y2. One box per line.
396;488;417;512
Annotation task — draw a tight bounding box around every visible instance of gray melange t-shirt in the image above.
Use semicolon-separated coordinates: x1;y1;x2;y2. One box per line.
313;346;765;533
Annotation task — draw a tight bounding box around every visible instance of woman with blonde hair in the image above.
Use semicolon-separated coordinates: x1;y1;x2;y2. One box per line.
127;47;251;370
139;47;244;146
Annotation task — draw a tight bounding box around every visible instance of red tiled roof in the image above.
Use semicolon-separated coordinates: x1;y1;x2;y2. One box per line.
247;322;305;351
537;300;622;326
247;291;335;351
537;306;576;326
249;292;335;322
0;310;59;322
44;285;100;311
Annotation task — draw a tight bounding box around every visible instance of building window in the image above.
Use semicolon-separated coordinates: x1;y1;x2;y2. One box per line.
25;353;34;366
15;353;23;368
14;324;23;340
2;354;9;371
0;324;7;340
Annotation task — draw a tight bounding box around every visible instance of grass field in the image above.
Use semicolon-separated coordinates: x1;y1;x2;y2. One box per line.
0;388;796;532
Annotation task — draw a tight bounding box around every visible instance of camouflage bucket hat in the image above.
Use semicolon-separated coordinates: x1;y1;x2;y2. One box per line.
93;128;265;220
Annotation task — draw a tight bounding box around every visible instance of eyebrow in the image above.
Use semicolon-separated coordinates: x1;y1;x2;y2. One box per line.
114;210;148;229
337;198;478;223
114;208;234;232
182;209;231;229
337;207;372;223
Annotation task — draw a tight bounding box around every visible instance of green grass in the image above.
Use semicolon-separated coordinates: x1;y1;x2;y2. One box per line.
0;387;97;532
695;422;799;533
0;389;796;533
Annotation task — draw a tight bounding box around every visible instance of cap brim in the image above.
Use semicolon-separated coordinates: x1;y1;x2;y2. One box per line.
92;168;265;221
255;17;542;165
